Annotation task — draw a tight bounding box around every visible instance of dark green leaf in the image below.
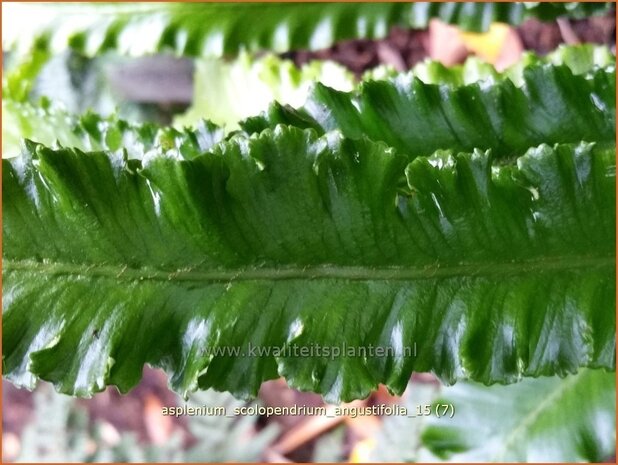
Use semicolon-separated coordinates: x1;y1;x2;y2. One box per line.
243;65;616;159
181;44;613;133
3;127;615;402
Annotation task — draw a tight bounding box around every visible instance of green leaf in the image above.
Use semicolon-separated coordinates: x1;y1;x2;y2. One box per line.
2;101;89;159
5;47;611;160
3;126;615;402
419;370;616;462
174;52;354;131
1;100;223;159
522;2;613;21
3;38;51;103
520;43;615;80
243;65;615;159
178;45;614;133
3;3;611;58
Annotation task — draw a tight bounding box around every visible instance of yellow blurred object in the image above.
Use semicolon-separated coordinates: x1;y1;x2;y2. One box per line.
349;437;376;463
459;22;510;63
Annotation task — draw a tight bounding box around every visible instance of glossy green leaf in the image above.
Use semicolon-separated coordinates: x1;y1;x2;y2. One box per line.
243;65;615;159
5;47;611;159
419;370;616;462
1;100;223;159
3;3;611;58
178;45;613;133
3;126;615;402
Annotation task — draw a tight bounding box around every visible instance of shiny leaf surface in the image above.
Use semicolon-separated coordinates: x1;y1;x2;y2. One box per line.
3;127;615;402
243;65;616;158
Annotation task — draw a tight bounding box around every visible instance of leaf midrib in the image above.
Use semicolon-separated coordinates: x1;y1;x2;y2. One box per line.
492;372;583;461
3;254;613;283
